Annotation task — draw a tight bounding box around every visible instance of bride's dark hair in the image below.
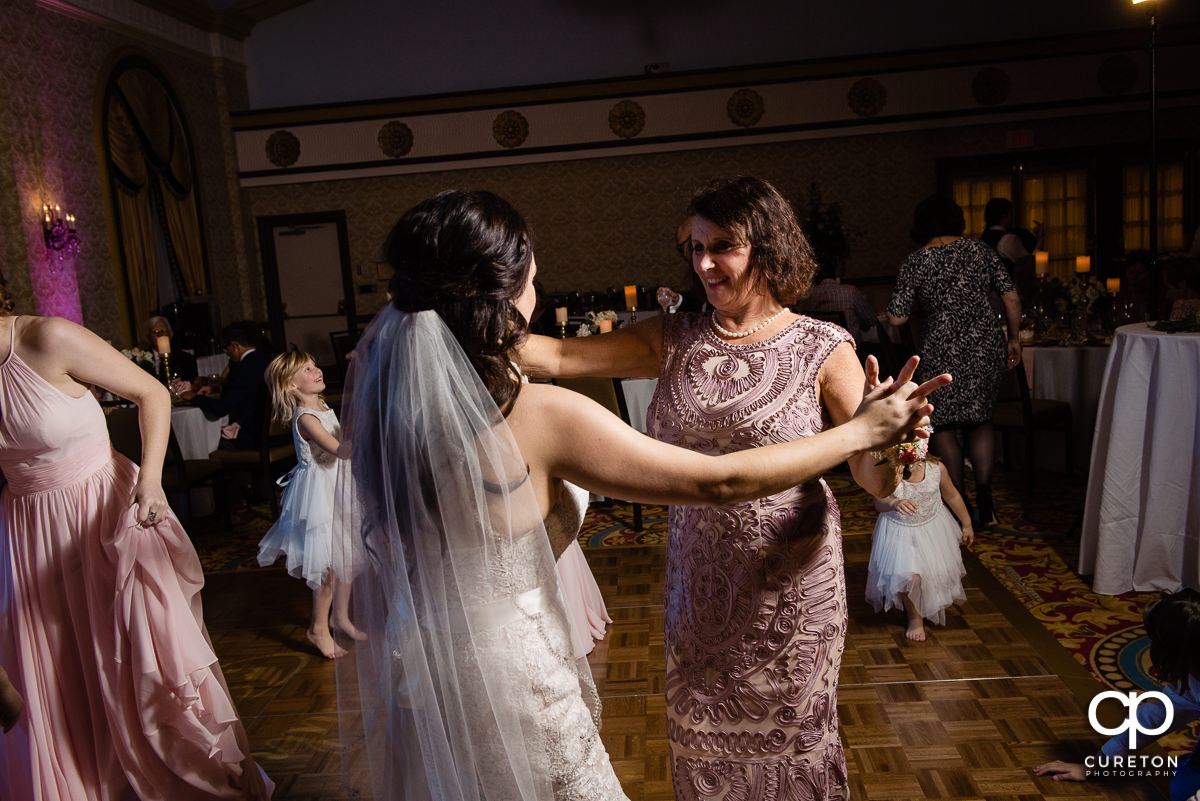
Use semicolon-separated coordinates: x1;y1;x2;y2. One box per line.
385;190;533;414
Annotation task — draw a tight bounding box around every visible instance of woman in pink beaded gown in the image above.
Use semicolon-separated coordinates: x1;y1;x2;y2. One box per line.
0;311;272;799
520;177;924;800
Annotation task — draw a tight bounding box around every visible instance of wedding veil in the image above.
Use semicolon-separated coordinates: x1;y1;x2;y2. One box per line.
336;307;598;800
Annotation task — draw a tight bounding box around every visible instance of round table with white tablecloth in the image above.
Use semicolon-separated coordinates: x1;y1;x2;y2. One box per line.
1078;323;1200;594
170;405;226;460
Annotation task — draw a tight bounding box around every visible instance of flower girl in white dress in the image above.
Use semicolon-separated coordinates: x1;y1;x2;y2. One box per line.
866;430;975;641
258;352;362;658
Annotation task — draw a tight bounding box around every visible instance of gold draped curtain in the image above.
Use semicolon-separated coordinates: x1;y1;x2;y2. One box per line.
104;64;207;323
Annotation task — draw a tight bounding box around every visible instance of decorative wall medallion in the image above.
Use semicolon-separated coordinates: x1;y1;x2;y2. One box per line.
265;130;300;168
1098;55;1138;96
847;78;886;117
971;66;1011;106
608;99;645;138
377;121;414;158
492;110;529;148
726;88;764;127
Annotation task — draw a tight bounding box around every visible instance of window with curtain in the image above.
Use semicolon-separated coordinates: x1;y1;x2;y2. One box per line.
1021;169;1088;281
1122;163;1185;252
952;177;1011;236
102;58;208;336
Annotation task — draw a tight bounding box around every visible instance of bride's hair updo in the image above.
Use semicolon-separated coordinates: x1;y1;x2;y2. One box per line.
385;190;534;414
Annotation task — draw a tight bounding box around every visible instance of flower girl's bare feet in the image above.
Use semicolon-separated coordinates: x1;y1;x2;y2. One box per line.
308;628;348;659
905;615;926;642
332;618;368;642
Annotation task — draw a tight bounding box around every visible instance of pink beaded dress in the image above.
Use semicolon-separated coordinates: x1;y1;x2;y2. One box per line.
646;313;851;801
0;318;271;800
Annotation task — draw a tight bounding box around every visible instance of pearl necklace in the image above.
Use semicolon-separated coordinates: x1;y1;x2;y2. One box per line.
711;307;788;339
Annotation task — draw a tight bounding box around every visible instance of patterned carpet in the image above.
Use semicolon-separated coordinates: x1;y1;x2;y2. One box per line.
193;467;1184;746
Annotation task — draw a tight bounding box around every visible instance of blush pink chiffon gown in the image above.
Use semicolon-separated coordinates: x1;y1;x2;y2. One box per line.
0;319;272;799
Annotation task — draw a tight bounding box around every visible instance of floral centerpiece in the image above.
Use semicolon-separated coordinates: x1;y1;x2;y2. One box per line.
575;310;618;337
1034;275;1108;316
120;346;155;369
1033;275;1113;342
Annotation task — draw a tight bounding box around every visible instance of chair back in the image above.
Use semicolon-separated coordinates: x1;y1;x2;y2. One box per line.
996;362;1033;420
329;329;362;383
105;405;189;489
105;406;142;464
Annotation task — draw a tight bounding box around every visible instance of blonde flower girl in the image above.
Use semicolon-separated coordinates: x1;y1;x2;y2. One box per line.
866;429;974;641
258;352;362;658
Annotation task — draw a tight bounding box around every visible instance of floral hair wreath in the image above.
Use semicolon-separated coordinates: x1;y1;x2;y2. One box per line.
875;425;932;479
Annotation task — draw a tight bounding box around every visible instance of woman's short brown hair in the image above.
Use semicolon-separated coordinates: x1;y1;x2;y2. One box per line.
686;176;816;306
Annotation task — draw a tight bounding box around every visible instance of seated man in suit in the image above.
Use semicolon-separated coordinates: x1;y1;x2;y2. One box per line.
178;320;270;450
143;315;199;382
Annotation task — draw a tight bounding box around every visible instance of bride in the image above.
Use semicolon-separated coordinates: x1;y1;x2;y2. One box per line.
338;189;948;800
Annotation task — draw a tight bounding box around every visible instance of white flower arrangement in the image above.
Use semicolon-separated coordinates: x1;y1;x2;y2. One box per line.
1068;276;1104;314
576;309;618;336
120;346;155;367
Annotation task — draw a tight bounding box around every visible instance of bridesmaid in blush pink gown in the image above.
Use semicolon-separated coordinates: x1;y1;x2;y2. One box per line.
0;314;271;800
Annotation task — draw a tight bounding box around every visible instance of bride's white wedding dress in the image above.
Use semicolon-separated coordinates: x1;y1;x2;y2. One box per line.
337;308;628;801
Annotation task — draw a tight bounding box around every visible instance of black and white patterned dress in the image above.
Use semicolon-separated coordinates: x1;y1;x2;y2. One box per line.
887;238;1015;426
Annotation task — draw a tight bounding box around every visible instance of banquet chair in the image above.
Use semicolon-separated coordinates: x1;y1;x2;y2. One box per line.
329;329;362;385
104;405;229;525
992;362;1072;494
209;393;296;518
554;376;643;532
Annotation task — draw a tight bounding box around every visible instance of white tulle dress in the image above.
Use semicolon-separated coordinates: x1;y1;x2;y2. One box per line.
258;406;353;588
865;461;967;626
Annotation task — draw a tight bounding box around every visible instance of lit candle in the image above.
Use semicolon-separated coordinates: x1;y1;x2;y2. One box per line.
1075;255;1091;273
155;335;171;354
624;284;638;311
597;319;613;333
66;214;75;233
1034;251;1049;276
42;204;51;231
554;306;568;324
1106;278;1120;293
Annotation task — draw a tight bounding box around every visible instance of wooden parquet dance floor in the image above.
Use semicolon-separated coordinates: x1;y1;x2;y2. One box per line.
207;527;1170;800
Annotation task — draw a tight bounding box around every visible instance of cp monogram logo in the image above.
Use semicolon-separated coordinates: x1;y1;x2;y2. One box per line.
1087;690;1174;749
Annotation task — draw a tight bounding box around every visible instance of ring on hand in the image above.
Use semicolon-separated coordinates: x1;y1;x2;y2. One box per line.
148;512;156;521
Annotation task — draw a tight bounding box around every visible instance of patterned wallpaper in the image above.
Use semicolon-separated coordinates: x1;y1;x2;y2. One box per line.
245;103;1195;314
0;0;256;346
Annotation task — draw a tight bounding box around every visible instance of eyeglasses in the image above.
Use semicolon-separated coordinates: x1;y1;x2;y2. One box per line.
676;238;693;262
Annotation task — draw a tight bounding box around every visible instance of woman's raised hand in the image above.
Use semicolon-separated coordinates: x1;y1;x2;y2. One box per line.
854;355;951;449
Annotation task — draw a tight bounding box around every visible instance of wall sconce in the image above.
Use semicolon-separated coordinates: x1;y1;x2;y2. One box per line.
42;202;80;259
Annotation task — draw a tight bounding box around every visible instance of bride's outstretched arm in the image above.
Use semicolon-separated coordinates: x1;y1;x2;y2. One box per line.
509;355;948;507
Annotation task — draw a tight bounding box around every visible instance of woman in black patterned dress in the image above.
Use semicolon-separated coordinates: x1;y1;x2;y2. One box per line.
886;194;1021;526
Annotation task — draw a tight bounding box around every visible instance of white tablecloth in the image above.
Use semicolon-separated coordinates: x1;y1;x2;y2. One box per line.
1021;345;1110;469
618;378;658;434
1078;323;1200;594
171;406;226;460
